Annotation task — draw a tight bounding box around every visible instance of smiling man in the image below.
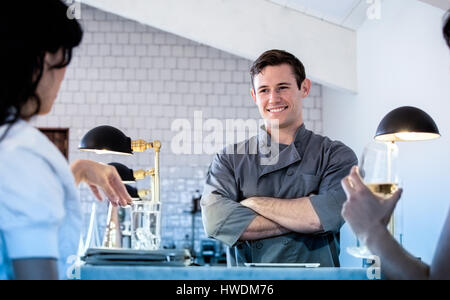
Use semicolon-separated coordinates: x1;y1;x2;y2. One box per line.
201;50;357;267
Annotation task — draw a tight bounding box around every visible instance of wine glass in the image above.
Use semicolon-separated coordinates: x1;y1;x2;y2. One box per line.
346;141;400;259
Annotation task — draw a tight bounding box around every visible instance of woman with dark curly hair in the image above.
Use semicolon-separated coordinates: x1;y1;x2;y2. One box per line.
0;1;131;279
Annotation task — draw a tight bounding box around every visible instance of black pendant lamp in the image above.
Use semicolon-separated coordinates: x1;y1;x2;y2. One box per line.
79;125;160;154
79;125;161;204
375;106;440;142
79;125;133;155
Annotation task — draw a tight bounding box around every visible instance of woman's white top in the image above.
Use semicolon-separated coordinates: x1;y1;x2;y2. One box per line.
0;120;81;280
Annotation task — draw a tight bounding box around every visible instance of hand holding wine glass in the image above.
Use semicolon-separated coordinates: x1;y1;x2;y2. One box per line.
342;166;403;243
343;141;402;259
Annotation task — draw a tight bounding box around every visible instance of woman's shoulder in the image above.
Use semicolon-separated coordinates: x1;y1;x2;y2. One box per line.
0;120;68;171
1;120;49;150
0;120;72;200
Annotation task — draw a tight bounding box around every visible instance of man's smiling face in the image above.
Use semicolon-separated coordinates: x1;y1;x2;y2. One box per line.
251;63;308;132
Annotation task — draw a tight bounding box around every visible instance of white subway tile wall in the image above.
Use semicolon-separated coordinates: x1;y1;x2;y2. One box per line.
31;4;323;253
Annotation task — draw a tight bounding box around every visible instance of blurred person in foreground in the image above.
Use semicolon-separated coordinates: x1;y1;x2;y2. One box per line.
0;0;132;280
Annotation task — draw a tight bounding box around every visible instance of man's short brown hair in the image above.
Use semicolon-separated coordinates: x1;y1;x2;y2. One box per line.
250;49;306;90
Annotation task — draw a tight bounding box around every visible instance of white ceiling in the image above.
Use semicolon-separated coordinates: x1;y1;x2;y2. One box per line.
269;0;450;29
268;0;369;30
84;0;358;92
418;0;450;10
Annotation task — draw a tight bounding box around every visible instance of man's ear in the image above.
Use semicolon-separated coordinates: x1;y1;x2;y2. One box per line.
300;78;311;98
251;88;257;104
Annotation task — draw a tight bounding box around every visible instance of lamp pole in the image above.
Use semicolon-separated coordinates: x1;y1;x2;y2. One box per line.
153;141;162;250
153;141;161;204
386;141;395;238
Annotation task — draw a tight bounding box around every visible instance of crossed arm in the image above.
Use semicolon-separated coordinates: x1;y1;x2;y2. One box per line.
239;196;323;241
201;149;354;245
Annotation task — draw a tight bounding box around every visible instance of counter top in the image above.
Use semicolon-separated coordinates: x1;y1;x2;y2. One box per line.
80;265;372;280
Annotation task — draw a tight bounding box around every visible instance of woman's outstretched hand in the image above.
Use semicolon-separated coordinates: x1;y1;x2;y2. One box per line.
71;159;132;207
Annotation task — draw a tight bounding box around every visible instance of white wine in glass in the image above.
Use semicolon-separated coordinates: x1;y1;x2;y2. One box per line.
366;182;399;234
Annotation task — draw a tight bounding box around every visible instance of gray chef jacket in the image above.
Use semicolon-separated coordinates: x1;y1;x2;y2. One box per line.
201;124;358;267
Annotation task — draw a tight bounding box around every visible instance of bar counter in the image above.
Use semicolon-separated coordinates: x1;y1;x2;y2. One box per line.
80;265;372;280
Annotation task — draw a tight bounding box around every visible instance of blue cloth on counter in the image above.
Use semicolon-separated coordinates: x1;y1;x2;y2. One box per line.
0;120;81;280
80;265;372;280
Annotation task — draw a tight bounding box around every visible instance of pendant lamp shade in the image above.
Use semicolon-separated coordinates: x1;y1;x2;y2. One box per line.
375;106;440;142
108;162;135;183
79;125;133;155
125;184;139;200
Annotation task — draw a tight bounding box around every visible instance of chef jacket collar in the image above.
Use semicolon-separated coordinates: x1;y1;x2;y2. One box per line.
258;123;311;178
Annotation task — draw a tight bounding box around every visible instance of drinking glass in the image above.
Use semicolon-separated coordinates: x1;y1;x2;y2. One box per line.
131;201;161;250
